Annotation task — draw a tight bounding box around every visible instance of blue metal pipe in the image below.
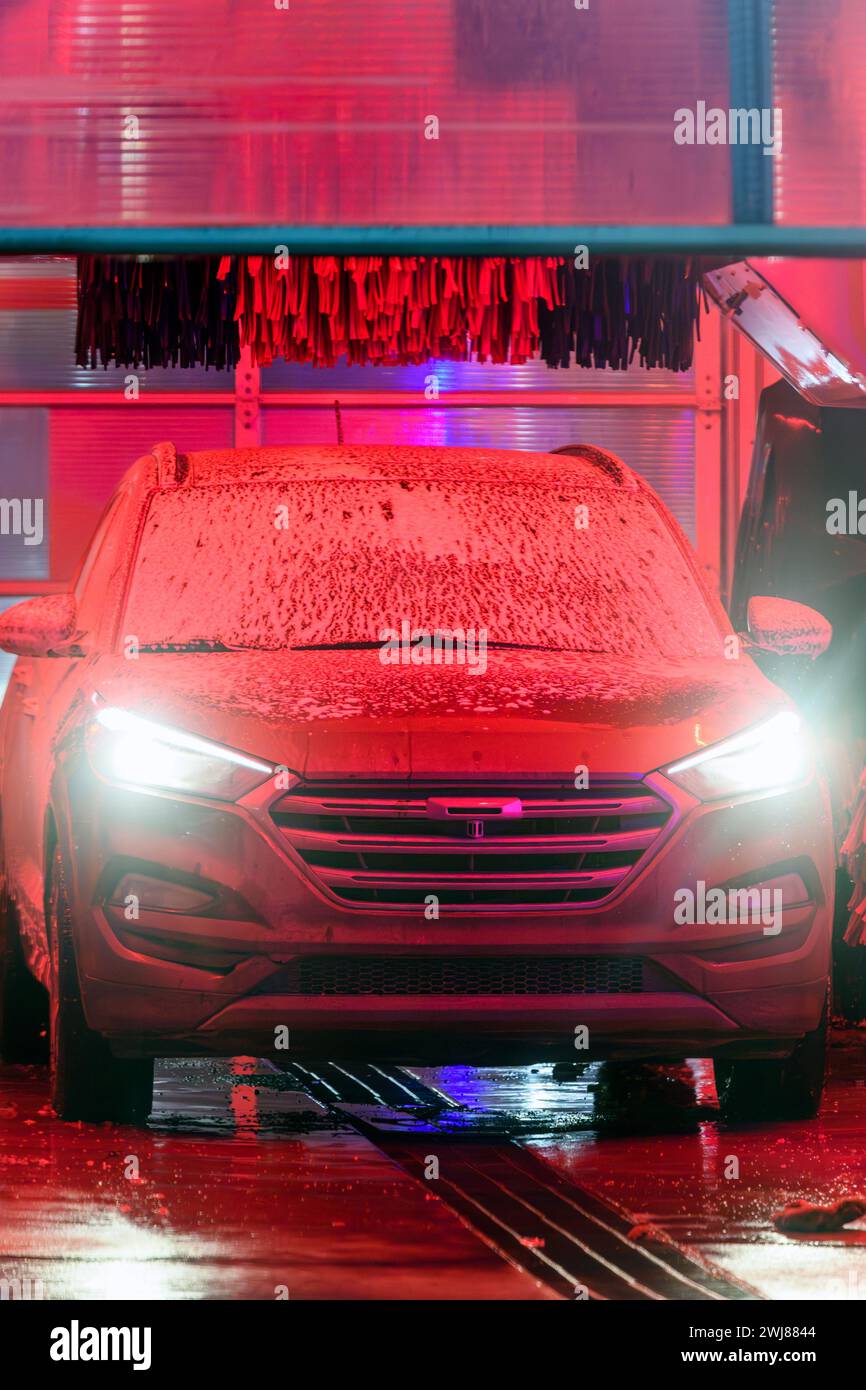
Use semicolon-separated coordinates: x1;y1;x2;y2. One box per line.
727;0;776;224
0;225;864;256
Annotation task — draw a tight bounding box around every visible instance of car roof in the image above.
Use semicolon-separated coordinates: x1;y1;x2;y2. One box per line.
141;442;640;491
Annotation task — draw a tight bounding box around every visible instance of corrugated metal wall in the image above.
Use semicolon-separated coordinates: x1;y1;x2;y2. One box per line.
260;405;696;540
0;261;227;391
0;409;49;579
0;0;730;228
774;0;866;225
261;358;693;394
2;1;865;230
0;259;236;583
47;408;234;579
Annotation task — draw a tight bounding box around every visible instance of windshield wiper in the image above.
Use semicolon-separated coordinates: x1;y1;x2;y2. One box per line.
137;639;251;653
136;639;609;655
483;642;606;654
289;641;384;651
292;640;607;655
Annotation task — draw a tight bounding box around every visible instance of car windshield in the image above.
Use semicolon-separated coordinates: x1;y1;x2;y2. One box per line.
123;479;723;658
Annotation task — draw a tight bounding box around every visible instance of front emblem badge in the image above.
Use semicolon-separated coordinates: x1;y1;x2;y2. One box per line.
466;820;485;839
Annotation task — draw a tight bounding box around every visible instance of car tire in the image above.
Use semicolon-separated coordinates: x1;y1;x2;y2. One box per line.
47;846;153;1123
715;991;828;1123
0;884;48;1063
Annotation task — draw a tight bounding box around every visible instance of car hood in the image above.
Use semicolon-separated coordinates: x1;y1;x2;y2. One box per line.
88;647;786;780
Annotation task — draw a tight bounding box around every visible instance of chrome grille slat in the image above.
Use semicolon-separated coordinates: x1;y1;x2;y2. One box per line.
279;792;668;819
270;779;672;911
315;865;632;891
282;826;660;855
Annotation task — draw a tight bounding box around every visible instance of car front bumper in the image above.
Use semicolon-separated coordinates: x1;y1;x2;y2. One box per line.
60;763;835;1063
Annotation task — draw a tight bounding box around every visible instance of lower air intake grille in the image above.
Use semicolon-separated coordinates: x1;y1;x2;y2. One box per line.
269;955;646;996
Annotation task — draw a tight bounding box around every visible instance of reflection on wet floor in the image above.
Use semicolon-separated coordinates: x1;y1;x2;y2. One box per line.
411;1058;715;1136
143;1052;719;1147
524;1034;866;1301
1;1033;865;1300
151;1057;337;1136
0;1059;552;1300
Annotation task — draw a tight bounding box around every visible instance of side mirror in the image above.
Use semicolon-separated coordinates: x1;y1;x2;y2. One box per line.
0;594;80;657
745;596;832;660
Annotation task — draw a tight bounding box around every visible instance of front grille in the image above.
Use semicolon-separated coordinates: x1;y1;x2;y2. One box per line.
270;779;672;911
265;955;647;996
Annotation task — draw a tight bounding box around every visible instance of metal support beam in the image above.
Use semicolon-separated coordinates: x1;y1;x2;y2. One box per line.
0;392;234;405
234;348;261;446
0;389;698;409
258;390;698;409
692;309;723;596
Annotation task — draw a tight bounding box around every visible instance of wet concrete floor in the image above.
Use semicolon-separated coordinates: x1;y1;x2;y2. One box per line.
2;1032;865;1300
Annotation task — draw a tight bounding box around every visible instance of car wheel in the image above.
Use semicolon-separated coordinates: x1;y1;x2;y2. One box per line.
47;846;153;1123
0;883;48;1062
715;991;828;1123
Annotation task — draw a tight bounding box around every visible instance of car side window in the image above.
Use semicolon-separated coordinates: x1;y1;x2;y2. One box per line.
74;494;124;602
74;492;129;643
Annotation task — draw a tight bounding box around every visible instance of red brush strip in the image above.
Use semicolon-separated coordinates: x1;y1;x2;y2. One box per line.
76;254;704;373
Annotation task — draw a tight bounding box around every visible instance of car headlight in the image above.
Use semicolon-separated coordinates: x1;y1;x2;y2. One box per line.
87;706;274;801
662;710;810;801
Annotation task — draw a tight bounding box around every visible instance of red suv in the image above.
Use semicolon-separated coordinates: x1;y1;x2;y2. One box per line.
0;442;835;1124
